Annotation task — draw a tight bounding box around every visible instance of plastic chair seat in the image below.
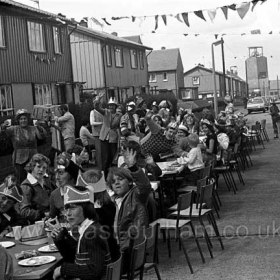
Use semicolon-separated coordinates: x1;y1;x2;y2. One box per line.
170;208;211;218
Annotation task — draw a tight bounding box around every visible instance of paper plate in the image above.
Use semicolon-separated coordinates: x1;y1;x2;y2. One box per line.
5;232;14;238
38;244;58;253
18;255;56;266
0;241;15;248
20;237;49;246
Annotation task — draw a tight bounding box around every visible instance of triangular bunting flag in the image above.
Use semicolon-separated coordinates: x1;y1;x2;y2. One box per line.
181;13;189;27
250;29;261;34
215;34;218;39
207;9;217;22
195;34;199;37
241;33;246;36
251;0;259;11
91;17;103;27
132;16;136;22
102;18;111;25
236;2;250;19
228;4;237;10
269;31;272;34
183;34;188;36
161;15;167;25
175;13;183;23
194;10;206;21
155;15;159;30
221;6;228;20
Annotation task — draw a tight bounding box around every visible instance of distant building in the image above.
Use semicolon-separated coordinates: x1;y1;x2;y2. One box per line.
0;0;79;117
70;26;152;103
268;79;280;100
147;47;184;98
184;65;247;101
245;47;269;98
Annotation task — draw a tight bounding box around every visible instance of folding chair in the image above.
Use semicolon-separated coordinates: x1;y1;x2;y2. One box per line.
150;192;205;274
106;254;123;280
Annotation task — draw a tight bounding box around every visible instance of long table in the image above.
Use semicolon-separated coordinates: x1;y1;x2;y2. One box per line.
4;237;62;280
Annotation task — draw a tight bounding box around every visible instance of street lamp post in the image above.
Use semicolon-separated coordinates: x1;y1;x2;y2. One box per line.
211;39;224;117
230;66;237;100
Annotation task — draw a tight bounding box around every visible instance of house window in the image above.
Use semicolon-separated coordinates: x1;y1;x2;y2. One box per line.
105;45;112;66
114;46;123;67
163;72;168;81
0;85;13;116
130;49;138;69
0;16;5;47
27;21;45;52
181;89;191;100
149;73;156;82
34;84;52;105
192;76;200;85
53;26;62;54
139;51;144;69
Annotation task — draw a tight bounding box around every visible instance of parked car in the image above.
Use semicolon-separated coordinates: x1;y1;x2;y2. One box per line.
247;97;267;114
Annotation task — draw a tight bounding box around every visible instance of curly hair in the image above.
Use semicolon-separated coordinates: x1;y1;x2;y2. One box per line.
25;153;50;173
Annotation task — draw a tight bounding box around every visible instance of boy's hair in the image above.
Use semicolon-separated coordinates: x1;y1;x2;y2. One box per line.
187;133;199;147
106;167;133;190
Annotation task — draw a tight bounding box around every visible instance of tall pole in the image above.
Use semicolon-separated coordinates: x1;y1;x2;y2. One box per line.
221;38;226;98
212;44;218;118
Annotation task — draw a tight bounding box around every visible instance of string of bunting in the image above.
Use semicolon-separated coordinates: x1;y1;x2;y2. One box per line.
89;0;267;31
33;54;59;65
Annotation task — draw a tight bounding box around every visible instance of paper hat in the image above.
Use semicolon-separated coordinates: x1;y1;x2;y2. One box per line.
15;108;30;120
159;100;167;108
120;122;129;132
167;122;177;129
0;175;22;202
178;124;189;133
64;185;94;205
56;153;81;181
201;119;212;126
76;171;107;193
127;101;136;112
108;97;118;106
20;224;47;245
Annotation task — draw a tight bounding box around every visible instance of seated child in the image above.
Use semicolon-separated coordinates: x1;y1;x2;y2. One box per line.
178;133;205;184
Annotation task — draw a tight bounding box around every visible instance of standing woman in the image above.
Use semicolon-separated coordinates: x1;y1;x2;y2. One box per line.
1;109;47;183
94;95;122;176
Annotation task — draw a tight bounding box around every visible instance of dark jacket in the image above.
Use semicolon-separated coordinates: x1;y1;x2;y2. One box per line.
55;222;111;280
113;167;151;250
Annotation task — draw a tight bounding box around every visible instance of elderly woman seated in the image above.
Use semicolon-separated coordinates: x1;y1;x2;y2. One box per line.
0;175;27;237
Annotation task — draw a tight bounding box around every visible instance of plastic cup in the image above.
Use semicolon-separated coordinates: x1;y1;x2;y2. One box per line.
12;226;22;241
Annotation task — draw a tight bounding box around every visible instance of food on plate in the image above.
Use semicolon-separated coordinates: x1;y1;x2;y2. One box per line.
15;250;40;260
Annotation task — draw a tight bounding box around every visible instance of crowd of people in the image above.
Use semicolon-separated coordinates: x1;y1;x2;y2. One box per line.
0;95;252;279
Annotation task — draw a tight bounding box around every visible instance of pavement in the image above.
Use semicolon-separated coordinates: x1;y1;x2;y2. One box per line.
145;106;280;280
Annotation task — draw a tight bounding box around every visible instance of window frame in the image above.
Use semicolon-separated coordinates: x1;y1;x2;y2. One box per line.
0;15;6;48
163;72;168;81
192;76;200;85
34;84;52;105
0;85;13;116
105;45;112;67
130;49;138;69
149;73;157;83
139;51;144;69
27;21;46;53
114;46;124;68
53;26;62;54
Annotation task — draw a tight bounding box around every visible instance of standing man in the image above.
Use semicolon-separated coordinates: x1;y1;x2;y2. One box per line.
55;105;75;152
90;106;103;169
120;101;139;134
94;95;122;176
270;100;280;139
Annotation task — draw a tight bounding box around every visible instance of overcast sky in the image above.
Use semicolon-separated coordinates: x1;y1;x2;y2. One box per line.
20;0;280;80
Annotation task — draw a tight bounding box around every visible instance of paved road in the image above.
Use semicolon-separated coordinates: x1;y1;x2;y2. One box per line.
146;107;280;280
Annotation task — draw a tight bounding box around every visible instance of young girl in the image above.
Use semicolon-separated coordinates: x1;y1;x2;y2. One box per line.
178;133;204;184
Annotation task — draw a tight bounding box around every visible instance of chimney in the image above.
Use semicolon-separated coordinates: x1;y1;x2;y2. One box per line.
111;32;118;37
161;46;166;50
79;19;88;28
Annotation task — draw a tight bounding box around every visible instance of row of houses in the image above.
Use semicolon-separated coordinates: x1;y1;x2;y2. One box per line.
0;0;152;117
0;0;248;119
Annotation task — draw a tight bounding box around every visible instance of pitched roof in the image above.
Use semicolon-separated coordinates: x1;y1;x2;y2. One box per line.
184;65;245;82
75;26;152;50
0;0;73;23
122;35;142;45
148;48;180;72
